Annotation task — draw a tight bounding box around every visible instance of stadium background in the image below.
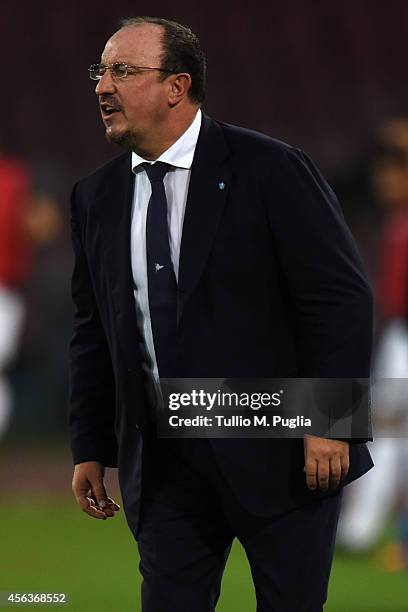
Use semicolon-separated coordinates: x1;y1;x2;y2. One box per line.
1;1;408;610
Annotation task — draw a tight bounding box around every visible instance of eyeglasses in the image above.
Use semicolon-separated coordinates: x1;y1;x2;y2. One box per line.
89;62;176;81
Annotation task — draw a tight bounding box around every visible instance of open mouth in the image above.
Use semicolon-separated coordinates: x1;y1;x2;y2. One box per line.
100;103;121;117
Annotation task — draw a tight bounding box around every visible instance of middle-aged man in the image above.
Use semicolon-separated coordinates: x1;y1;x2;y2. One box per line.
70;16;374;612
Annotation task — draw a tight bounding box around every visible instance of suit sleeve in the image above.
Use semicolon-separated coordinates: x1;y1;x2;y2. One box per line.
68;183;118;466
265;147;373;441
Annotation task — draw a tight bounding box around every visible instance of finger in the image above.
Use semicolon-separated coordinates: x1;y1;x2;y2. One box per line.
90;480;109;510
329;456;342;489
106;497;121;511
317;460;330;491
95;499;120;517
77;495;107;520
97;505;114;517
304;459;318;490
88;493;116;517
87;500;108;520
340;453;350;480
90;492;119;518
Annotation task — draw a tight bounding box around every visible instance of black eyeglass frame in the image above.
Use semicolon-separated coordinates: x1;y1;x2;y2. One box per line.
88;62;177;81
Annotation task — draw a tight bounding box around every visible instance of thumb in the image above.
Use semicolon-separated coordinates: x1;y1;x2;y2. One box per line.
91;479;108;508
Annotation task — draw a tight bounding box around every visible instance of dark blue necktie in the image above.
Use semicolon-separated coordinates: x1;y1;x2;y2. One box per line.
142;162;178;378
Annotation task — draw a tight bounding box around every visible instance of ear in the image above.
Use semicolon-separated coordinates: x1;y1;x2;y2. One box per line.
167;73;192;106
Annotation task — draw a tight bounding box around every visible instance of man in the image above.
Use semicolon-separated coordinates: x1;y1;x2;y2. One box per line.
0;153;30;438
70;16;373;611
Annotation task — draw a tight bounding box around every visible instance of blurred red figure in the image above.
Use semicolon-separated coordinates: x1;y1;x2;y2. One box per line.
375;119;408;322
0;154;31;436
338;118;408;568
373;119;408;571
0;153;62;438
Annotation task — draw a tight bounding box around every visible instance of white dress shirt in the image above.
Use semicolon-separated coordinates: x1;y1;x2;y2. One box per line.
130;108;202;385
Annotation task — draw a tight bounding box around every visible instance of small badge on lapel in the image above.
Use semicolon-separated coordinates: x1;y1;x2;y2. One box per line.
218;181;226;191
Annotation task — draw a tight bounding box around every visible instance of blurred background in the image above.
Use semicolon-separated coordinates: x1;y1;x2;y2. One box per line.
1;1;408;610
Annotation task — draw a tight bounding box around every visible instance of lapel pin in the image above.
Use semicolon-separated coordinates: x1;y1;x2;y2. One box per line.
218;182;226;190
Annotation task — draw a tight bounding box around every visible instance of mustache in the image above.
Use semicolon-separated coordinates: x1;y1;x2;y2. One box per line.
99;95;122;110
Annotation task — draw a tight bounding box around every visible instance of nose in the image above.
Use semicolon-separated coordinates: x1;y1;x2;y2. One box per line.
95;70;116;96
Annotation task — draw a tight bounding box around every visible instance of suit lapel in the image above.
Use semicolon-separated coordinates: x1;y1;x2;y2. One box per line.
95;154;141;367
177;113;232;323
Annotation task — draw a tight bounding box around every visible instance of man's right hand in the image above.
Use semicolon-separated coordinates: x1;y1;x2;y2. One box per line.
72;461;121;520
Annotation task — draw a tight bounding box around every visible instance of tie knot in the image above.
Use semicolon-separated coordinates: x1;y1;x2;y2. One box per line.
142;161;170;183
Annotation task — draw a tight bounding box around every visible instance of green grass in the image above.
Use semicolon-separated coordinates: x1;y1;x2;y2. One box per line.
1;498;407;611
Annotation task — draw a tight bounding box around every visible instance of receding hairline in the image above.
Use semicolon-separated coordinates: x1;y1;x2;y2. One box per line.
110;22;166;43
103;23;166;63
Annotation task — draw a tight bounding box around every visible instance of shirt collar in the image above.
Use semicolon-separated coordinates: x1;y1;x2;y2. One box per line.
131;108;202;173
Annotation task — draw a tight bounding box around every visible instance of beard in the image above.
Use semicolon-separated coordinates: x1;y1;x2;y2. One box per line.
105;126;152;158
105;127;134;151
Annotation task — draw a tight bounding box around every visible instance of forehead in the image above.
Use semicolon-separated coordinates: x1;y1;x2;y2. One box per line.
101;24;164;64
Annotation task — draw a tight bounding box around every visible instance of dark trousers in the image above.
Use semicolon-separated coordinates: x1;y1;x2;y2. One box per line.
137;439;342;612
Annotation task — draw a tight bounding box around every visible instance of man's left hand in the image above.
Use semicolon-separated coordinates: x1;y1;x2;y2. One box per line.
303;435;349;491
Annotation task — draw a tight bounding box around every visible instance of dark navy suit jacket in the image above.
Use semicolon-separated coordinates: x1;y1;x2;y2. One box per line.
69;113;373;536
